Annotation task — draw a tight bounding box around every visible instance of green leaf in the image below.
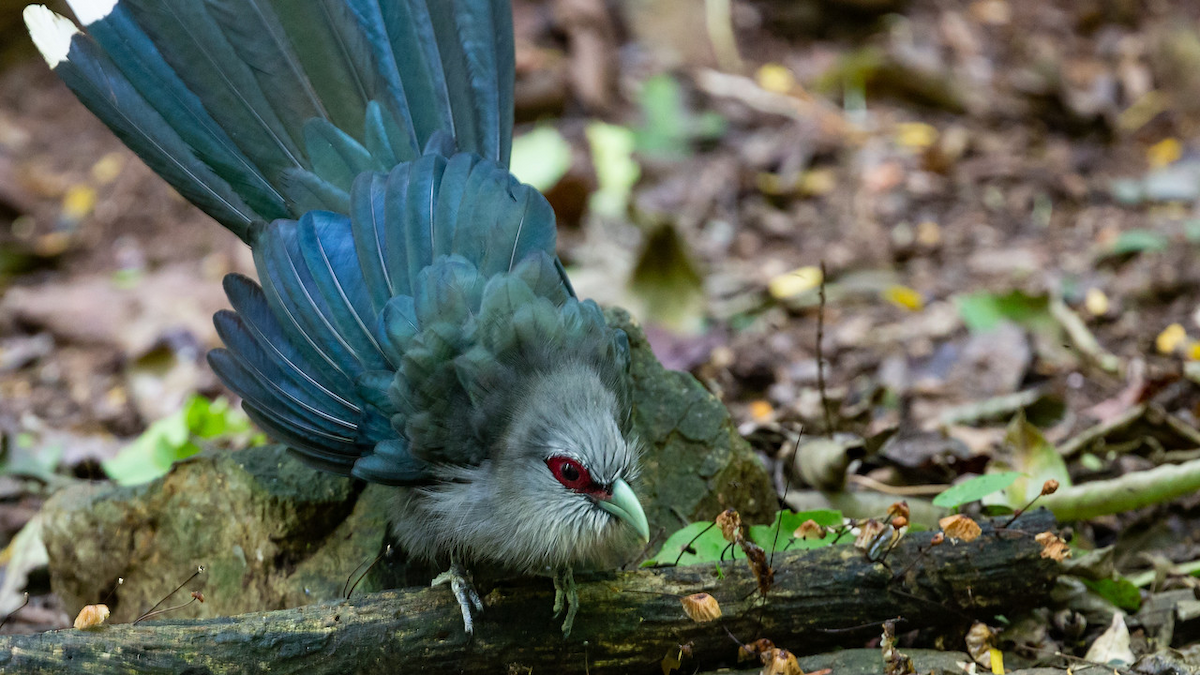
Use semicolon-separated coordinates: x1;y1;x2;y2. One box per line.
932;472;1022;508
0;436;63;484
509;126;573;192
633;74;726;161
1083;578;1141;612
103;395;256;486
586;122;639;218
990;413;1072;509
647;509;847;567
954;291;1053;333
748;509;844;552
645;521;730;566
1108;230;1168;257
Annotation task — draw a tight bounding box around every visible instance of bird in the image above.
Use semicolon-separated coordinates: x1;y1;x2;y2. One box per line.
24;0;649;636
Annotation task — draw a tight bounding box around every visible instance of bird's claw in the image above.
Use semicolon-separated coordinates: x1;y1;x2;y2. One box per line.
552;567;578;637
432;561;483;635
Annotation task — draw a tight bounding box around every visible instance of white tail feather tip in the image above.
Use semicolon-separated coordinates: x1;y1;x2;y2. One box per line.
23;5;79;67
64;0;117;26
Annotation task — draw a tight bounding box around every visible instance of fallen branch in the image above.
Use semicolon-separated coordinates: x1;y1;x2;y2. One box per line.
1040;458;1200;521
0;512;1057;675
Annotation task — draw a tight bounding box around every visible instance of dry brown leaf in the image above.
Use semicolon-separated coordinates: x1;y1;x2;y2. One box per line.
680;593;722;622
760;647;803;675
965;621;997;669
887;501;910;522
73;604;110;630
739;638;775;662
742;540;774;595
1035;531;1071;561
716;508;743;543
1041;479;1060;496
794;519;827;541
882;620;915;675
939;514;982;543
854;519;888;551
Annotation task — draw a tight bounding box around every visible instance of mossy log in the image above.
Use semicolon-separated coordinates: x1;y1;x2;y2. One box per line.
0;511;1057;675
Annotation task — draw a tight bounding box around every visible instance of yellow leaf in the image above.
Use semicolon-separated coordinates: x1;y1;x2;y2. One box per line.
916;220;941;247
799;167;836;196
883;285;924;311
1147;138;1182;169
1157;323;1187;354
61;184;96;221
748;399;774;421
768;266;822;300
1119;90;1167;132
895;122;938;149
90;152;125;185
756;63;795;94
1188;343;1200;361
1084;288;1109;316
989;647;1005;674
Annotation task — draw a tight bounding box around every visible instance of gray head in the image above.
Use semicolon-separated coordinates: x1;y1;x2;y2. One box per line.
488;361;648;569
401;360;647;573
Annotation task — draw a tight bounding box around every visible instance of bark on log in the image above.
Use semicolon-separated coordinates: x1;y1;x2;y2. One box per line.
0;511;1057;675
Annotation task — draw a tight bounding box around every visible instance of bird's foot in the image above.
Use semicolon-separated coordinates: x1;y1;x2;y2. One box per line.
552;566;578;638
432;561;484;635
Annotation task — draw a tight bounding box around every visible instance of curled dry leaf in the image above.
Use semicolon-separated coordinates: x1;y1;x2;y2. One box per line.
854;518;888;551
742;540;775;595
794;519;827;541
73;604;110;630
716;508;743;543
760;648;803;675
887;501;910;522
882;620;916;675
191;591;205;603
739;638;775;662
680;593;722;622
965;622;998;670
939;514;982;542
1041;479;1060;496
930;532;945;546
1035;531;1071;561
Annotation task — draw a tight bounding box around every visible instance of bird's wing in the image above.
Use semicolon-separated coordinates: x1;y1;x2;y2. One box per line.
25;0;514;242
209;152;570;482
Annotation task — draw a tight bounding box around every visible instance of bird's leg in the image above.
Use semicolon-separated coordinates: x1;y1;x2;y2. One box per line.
552;565;578;637
431;559;484;635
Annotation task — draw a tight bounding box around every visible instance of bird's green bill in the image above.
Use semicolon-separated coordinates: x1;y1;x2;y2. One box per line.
599;479;650;542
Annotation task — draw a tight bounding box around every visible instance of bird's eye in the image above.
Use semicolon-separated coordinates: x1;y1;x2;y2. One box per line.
546;456;593;492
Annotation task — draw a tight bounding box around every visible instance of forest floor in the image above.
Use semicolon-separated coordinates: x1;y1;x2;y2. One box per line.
3;0;1200;672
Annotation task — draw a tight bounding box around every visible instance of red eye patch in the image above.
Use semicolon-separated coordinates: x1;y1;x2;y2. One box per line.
546;456;607;496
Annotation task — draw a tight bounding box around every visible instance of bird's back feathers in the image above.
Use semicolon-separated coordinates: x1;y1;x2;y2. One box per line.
26;0;631;491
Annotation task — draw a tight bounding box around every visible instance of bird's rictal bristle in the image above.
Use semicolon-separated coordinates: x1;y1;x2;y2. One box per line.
23;5;77;68
64;0;118;26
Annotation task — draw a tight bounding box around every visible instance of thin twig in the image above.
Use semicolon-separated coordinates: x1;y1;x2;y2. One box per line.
0;593;29;630
135;594;201;624
817;616;905;634
846;474;947;496
345;545;393;599
670;522;718;567
816;260;833;436
134;566;205;625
